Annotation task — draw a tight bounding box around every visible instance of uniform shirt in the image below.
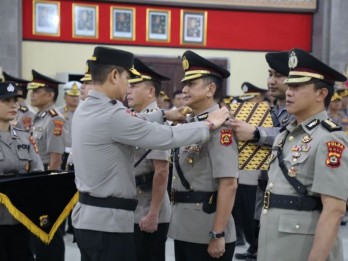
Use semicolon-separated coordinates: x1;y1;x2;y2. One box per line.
0;126;44;225
71;90;210;233
58;106;75;152
168;104;239;244
256;104;292;147
32;105;65;165
134;101;171;224
258;110;348;261
16;101;35;132
328;110;348;135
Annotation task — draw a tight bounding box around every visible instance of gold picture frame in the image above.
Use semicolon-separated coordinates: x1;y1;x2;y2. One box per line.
33;0;60;37
72;3;99;39
180;10;207;46
110;7;136;41
146;9;171;42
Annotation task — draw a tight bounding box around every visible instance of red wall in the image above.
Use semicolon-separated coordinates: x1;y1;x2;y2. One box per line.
23;0;313;51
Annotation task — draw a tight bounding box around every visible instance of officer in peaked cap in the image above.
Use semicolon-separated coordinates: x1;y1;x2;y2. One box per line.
71;46;230;261
240;82;268;102
3;72;35;131
28;70;66;261
58;81;81;169
79;60;94;101
0;82;44;261
167;50;239;260
258;48;348;261
127;57;171;261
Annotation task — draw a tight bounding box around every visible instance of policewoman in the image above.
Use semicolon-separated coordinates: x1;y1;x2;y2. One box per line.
258;48;348;261
168;51;239;261
0;82;43;261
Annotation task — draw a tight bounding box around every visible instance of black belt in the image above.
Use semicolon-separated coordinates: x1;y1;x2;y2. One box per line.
135;172;154;187
263;191;322;211
171;190;216;204
79;192;138;211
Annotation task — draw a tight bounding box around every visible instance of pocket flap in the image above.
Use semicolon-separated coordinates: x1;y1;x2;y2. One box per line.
278;212;318;235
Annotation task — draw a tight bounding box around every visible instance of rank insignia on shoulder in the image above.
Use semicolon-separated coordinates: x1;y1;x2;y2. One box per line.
326;141;345;168
145;109;158;113
53;120;64;136
220;129;233;146
305;119;320;130
322;120;342;132
19;106;29;113
49;109;58;117
197;112;209;121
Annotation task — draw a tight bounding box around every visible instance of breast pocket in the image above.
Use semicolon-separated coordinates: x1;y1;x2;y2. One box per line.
278;212;318;235
17;149;32;172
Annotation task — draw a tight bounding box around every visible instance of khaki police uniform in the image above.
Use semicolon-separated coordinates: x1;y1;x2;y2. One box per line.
168;104;238;244
258;111;348;261
32;105;65;167
134;101;171;224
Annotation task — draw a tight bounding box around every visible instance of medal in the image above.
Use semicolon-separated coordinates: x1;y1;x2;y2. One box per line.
301;135;312;143
288;167;297;177
186;156;194;166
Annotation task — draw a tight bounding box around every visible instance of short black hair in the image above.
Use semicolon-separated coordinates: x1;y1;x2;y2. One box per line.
90;62;126;84
313;80;334;108
172;90;183;99
45;86;59;102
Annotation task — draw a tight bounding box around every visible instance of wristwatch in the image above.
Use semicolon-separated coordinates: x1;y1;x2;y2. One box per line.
209;231;225;240
252;127;260;142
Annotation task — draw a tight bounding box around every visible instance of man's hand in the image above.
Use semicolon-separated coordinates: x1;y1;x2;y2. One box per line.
164;106;192;122
229;119;256;141
139;212;159;233
205;107;230;130
208;237;225;258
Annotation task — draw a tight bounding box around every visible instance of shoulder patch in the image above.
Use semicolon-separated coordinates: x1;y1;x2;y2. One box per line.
321;119;342;132
49;109;58;117
53;120;64;136
220;129;233;146
19;106;29;113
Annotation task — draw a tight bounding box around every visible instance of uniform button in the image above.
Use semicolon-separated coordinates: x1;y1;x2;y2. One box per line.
293;158;297;162
295;224;300;230
288;136;294;141
263;209;268;215
196;203;200;207
173;176;176;181
267;183;273;189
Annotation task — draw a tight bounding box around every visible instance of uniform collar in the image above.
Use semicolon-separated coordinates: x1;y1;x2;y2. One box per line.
189;104;220;122
88;90;114;103
287;110;328;135
37;104;55;118
141;101;159;113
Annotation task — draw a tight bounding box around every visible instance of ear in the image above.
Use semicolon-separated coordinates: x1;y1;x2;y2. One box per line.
109;68;120;84
207;82;216;98
316;87;328;102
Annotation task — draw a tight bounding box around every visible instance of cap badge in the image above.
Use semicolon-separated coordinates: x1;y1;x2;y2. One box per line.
242;85;249;93
288;51;298;69
7;83;15;92
72;83;78;91
182;56;189;70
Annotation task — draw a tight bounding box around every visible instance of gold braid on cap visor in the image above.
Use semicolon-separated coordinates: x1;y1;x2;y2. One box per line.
181;70;212;82
284;71;325;84
128;75;151;84
27;82;47;90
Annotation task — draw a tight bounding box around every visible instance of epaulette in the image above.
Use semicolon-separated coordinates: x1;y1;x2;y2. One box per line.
48;109;58;117
321;119;342;132
145;108;158;113
19;106;29;113
197;112;209;121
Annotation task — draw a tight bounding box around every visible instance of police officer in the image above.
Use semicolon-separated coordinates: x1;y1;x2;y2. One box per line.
231;51;292;261
28;70;66;261
58;81;81;169
71;46;230;261
79;60;94;101
239;82;268;103
3;72;35;132
167;50;238;261
258;48;348;261
127;57;171;261
0;81;44;261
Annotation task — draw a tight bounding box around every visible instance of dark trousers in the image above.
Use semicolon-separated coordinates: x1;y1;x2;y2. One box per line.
134;223;169;261
174;240;235;261
232;184;258;253
31;226;65;261
0;224;32;261
74;228;136;261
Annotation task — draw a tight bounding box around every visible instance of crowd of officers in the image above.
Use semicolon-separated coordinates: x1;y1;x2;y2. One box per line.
0;45;347;261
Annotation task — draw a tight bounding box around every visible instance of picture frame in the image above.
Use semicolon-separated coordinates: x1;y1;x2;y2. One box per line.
33;0;60;36
146;9;171;42
180;10;207;46
110;7;136;41
72;4;98;39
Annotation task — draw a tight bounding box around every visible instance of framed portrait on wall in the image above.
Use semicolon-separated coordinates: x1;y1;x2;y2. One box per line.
110;7;135;40
180;10;207;45
33;0;60;36
146;9;171;42
72;4;98;38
